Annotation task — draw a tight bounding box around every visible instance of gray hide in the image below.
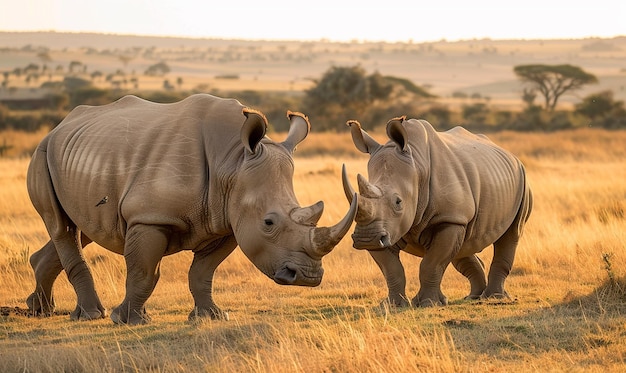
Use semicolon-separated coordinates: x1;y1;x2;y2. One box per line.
343;117;532;307
26;94;357;324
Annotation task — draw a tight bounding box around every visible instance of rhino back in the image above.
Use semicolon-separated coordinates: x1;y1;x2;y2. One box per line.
423;126;525;253
45;94;245;253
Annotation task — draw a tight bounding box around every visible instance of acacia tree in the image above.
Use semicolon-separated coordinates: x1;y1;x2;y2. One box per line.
513;64;597;111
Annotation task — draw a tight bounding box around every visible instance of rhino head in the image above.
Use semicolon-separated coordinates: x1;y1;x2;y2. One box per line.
230;109;357;286
342;117;421;250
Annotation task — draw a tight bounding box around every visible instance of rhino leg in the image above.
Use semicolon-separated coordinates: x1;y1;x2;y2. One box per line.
111;224;167;325
188;236;237;322
483;233;516;299
483;185;532;299
368;248;408;307
413;224;466;307
54;226;106;321
452;255;487;300
27;240;63;315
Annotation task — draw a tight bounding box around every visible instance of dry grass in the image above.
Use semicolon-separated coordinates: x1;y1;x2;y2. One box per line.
1;129;626;372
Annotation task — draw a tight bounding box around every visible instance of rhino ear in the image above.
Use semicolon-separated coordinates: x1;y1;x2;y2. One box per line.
282;111;310;152
347;120;381;154
386;116;408;151
241;108;268;154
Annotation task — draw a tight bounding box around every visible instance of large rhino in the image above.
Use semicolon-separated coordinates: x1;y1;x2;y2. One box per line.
342;117;532;307
26;94;357;324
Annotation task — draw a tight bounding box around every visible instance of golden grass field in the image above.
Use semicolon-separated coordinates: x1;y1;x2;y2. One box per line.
1;127;625;372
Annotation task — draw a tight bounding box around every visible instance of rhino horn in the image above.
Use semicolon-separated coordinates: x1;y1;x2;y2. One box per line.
342;164;355;204
307;192;358;258
282;111;311;152
357;174;382;198
290;201;324;226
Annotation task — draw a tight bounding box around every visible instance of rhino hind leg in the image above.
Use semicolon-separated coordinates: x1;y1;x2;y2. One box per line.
452;255;487;300
27;240;63;315
188;236;238;322
483;181;533;300
54;226;106;321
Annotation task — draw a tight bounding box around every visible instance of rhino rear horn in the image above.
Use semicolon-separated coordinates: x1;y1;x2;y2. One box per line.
357;174;382;198
282;111;310;152
291;201;324;226
307;192;358;258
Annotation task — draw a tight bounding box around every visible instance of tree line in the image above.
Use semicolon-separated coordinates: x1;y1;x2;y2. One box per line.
1;63;624;133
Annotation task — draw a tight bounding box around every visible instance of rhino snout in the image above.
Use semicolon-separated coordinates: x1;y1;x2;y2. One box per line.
273;263;323;287
352;229;392;250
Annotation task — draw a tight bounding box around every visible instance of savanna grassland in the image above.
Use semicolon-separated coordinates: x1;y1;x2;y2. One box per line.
1;128;625;372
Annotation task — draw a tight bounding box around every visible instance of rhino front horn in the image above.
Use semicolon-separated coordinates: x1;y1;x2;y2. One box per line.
307;192;358;258
342;164;355;204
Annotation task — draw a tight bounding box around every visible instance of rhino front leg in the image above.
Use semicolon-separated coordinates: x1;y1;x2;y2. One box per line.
452;254;487;300
188;236;237;322
414;224;466;307
111;224;167;325
27;240;63;315
368;247;408;307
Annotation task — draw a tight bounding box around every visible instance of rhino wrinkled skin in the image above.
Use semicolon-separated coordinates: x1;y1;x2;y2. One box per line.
343;117;532;308
26;94;357;324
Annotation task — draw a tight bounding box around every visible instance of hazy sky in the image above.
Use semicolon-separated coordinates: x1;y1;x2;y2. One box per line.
1;0;624;42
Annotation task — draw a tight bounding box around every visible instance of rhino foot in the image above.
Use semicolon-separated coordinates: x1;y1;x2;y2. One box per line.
111;305;151;325
70;305;106;321
381;295;409;309
26;292;55;316
463;294;483;301
188;306;229;322
412;291;448;308
480;290;511;300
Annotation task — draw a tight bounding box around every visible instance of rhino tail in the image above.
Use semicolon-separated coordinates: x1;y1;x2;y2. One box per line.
513;164;533;236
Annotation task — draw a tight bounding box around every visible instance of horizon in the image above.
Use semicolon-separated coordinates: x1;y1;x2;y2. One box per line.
1;1;624;44
3;29;623;45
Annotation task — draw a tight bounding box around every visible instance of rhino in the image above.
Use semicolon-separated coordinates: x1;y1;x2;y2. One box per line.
342;117;532;308
26;94;357;324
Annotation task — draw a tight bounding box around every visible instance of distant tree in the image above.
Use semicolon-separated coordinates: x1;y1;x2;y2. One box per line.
118;54;134;67
163;79;175;91
303;65;433;131
90;71;103;81
513;64;598;111
69;60;83;74
521;87;538;109
37;51;52;63
303;66;391;130
420;105;451;128
145;62;170;76
24;63;39;74
176;76;183;90
462;102;490;125
575;90;626;128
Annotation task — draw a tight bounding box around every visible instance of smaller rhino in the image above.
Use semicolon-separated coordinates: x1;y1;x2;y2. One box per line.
342;117;532;307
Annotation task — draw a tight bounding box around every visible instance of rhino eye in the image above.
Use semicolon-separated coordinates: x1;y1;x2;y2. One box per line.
394;196;403;210
264;218;274;226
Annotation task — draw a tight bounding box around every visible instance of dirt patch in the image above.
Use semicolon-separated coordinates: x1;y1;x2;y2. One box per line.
0;306;69;317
